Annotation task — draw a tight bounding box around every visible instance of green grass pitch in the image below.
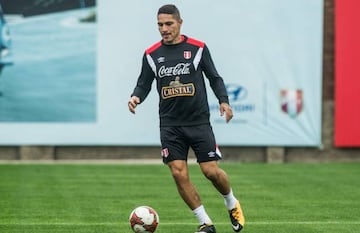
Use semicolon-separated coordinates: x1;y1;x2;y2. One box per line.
0;162;359;233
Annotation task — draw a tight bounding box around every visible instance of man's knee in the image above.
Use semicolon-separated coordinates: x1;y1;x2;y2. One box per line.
200;162;222;181
168;160;188;181
204;169;220;181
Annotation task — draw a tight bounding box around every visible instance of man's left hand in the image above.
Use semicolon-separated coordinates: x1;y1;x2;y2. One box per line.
220;103;233;123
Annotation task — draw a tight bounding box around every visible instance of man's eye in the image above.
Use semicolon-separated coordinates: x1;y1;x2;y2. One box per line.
165;22;173;26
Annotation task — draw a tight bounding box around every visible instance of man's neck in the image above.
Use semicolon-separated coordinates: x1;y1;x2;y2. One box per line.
166;35;184;45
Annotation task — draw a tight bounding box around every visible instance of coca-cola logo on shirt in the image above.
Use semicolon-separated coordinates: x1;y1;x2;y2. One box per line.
158;63;191;78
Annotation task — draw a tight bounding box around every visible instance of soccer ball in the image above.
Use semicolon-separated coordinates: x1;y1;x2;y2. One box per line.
129;206;159;233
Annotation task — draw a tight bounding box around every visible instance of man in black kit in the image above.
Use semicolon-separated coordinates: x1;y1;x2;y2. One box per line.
128;4;245;233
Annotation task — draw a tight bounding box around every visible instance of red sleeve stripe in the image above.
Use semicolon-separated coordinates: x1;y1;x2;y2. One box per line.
146;41;162;54
186;37;205;48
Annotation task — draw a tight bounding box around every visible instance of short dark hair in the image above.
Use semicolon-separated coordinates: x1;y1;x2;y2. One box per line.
157;4;181;20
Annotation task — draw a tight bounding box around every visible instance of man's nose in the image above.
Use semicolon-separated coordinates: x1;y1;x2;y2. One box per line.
160;25;168;32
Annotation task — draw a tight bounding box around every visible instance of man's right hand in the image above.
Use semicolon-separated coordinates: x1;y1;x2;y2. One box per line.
128;96;140;114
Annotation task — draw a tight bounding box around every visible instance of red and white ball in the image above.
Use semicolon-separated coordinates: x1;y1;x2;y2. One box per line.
129;206;159;233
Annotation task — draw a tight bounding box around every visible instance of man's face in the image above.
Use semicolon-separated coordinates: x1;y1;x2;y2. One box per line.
157;14;182;45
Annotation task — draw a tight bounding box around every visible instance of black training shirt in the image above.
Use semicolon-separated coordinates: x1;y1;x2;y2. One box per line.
131;35;229;127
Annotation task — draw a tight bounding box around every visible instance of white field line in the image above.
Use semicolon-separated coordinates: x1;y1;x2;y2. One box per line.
0;159;169;165
1;221;360;226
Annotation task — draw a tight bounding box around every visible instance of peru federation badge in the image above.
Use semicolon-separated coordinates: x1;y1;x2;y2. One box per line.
280;89;303;118
184;51;191;59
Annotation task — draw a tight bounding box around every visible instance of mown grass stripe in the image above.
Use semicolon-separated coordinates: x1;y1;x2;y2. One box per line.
1;221;360;226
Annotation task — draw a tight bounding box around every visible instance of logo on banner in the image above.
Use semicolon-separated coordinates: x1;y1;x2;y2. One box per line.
226;84;248;101
224;84;255;113
184;51;191;59
209;83;255;124
280;89;303;118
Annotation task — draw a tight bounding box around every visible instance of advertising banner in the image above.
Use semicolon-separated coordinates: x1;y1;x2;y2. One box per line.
334;0;360;147
0;0;323;146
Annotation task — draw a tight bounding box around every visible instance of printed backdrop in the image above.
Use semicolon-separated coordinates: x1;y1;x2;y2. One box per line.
0;0;323;145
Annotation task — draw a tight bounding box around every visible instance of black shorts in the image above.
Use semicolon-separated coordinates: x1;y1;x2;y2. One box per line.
160;124;222;164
